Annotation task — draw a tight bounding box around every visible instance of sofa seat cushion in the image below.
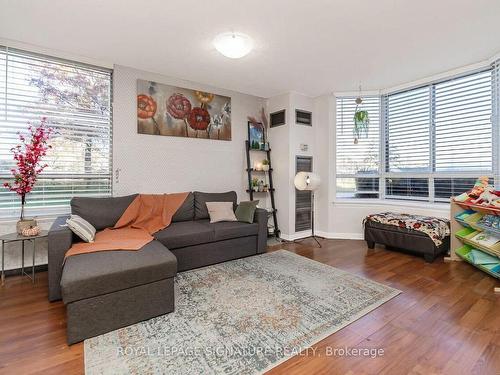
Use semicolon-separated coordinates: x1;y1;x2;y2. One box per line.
61;240;176;304
211;221;259;241
154;220;215;249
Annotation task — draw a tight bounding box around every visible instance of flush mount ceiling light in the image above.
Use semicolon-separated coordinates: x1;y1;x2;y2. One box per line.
213;32;253;59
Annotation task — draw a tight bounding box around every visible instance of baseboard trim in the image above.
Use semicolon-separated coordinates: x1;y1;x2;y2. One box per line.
315;231;364;240
279;231;312;241
281;231;364;241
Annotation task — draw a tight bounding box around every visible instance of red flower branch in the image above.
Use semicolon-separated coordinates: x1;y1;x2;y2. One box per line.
3;118;54;219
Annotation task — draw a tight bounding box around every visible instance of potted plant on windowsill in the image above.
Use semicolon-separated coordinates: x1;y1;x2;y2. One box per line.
3;118;53;234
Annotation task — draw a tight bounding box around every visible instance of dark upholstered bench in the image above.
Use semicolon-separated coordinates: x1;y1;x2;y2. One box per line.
364;217;450;263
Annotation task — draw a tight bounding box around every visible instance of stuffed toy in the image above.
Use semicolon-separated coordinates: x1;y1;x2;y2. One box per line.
471;186;500;206
455;176;500;207
455;176;490;202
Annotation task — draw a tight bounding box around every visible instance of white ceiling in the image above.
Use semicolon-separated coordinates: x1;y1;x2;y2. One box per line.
1;0;499;98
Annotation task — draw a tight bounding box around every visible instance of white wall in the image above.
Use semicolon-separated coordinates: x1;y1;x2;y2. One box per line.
266;92;316;240
266;93;291;237
313;95;334;235
113;65;264;198
328;201;449;239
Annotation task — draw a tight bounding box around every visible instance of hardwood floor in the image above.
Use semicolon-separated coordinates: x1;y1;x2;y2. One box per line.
0;239;499;374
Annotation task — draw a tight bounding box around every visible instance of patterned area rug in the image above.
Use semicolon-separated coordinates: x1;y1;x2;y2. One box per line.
85;250;400;374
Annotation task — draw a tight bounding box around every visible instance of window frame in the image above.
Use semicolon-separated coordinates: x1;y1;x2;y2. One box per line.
335;95;382;199
336;65;497;203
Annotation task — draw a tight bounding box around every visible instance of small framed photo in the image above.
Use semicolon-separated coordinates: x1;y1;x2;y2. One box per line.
248;121;265;150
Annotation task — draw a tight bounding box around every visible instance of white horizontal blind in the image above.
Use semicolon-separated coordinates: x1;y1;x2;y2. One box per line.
434;70;492;172
384;86;431;200
386;86;431;172
0;47;112;218
0;47;6;122
494;59;500;188
433;70;493;201
336;96;380;198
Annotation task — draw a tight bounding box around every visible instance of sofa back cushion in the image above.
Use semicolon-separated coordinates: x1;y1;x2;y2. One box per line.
71;194;138;231
194;191;237;220
171;192;194;222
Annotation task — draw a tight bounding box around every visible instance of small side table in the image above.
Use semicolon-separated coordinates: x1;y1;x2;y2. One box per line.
1;230;48;285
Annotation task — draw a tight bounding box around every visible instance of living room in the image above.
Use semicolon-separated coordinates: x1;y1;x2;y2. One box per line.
0;1;499;374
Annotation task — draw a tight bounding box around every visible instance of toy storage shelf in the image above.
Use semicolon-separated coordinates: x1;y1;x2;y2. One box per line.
455;210;500;238
454;201;500;216
455;245;500;279
455;228;500;258
450;199;500;290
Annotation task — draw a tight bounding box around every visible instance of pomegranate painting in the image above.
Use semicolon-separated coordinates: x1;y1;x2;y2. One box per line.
137;79;231;140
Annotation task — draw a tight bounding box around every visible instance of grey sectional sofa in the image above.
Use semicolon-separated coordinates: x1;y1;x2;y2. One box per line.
48;191;268;344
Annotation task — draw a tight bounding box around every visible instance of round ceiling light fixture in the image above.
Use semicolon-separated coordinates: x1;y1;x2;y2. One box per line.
213;32;253;59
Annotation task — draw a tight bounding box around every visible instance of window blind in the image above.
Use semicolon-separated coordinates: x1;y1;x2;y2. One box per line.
0;46;112;218
494;59;500;186
385;86;430;172
336;65;496;202
336;96;380;198
434;70;492;172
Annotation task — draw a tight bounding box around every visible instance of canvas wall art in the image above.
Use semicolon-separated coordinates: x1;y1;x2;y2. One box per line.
137;79;231;140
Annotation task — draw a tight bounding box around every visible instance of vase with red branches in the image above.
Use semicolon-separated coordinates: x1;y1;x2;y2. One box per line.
3;118;53;233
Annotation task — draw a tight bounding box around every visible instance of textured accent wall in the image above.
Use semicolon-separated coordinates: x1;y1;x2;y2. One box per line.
113;65;264;198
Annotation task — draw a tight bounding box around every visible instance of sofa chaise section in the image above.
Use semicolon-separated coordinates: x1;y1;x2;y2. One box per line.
62;240;176;344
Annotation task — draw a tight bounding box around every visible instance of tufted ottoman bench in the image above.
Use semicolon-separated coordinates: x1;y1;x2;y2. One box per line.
364;212;450;263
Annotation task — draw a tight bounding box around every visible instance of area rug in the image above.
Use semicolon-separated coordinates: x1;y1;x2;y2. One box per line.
85;250;400;374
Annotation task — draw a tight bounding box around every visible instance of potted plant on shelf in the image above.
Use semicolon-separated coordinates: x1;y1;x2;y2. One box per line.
252;177;259;192
262;159;270;171
3;118;53;234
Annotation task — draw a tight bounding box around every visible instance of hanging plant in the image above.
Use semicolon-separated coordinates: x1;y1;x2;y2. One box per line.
353;109;369;144
352;90;369;144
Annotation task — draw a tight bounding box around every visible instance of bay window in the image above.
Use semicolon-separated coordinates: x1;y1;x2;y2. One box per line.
336;63;498;202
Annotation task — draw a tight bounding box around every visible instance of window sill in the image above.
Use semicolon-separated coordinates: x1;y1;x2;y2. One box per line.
0;208;70;225
332;199;450;211
0;215;64;225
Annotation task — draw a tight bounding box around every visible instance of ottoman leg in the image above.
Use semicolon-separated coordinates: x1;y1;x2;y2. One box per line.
424;254;435;263
366;240;375;249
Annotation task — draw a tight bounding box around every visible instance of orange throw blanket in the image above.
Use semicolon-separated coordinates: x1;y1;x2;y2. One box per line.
65;192;189;258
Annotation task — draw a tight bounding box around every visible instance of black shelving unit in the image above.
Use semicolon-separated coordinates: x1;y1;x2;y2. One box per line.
245;140;280;238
